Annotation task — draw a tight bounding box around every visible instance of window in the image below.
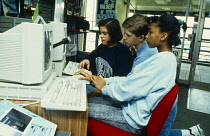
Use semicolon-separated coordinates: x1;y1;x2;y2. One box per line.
84;0;100;52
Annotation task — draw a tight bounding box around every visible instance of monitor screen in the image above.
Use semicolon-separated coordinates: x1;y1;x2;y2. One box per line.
45;31;52;71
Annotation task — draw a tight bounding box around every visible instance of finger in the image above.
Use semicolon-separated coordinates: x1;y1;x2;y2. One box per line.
82;63;86;68
90;76;96;84
78;76;89;80
79;71;90;77
74;70;84;75
74;70;86;76
87;63;90;70
74;71;81;75
78;63;82;68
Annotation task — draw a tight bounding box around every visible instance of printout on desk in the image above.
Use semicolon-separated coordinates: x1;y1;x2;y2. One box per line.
63;61;82;76
62;61;90;84
0;99;57;136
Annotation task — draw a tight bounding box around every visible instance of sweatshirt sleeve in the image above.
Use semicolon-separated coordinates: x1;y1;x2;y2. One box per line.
102;53;177;102
105;77;127;84
85;50;97;65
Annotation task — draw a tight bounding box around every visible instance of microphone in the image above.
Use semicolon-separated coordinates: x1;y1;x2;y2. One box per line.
53;37;71;48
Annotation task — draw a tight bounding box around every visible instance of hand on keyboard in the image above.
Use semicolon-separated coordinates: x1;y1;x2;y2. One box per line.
74;70;92;82
78;59;90;70
74;69;92;76
63;61;90;84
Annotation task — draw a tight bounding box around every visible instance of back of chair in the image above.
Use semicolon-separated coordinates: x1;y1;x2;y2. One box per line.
147;84;178;136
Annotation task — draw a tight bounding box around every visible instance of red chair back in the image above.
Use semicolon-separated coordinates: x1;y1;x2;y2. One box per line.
146;84;178;136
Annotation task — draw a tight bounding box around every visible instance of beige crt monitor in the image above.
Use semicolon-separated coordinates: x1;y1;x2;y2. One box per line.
0;22;53;85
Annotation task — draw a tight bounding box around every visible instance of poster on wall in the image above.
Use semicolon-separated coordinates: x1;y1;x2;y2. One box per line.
1;0;19;16
96;0;116;24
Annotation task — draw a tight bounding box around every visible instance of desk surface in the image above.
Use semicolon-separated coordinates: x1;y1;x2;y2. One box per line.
7;100;88;136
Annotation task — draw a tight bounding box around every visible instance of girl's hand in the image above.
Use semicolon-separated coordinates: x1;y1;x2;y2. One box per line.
74;70;92;81
82;69;92;76
78;59;90;70
74;69;92;76
90;75;106;90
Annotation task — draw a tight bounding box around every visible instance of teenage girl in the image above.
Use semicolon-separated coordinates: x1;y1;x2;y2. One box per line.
78;18;133;96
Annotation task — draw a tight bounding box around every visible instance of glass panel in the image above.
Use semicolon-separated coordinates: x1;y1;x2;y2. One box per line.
85;32;98;52
85;0;98;30
178;16;199;82
192;15;210;84
176;1;200;84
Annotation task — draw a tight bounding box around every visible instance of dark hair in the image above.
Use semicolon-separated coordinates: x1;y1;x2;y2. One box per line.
147;14;184;47
98;18;123;44
122;14;148;37
178;19;187;32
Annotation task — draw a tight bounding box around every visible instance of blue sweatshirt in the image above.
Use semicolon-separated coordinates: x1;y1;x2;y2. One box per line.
102;52;177;130
85;42;133;77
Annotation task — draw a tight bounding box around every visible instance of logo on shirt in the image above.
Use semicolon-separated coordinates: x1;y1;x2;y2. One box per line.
133;65;140;73
95;57;113;78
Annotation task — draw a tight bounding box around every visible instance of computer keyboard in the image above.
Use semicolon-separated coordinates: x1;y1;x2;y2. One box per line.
41;77;87;111
63;61;82;75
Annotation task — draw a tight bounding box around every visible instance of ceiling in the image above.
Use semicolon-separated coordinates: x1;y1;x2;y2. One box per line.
128;0;210;13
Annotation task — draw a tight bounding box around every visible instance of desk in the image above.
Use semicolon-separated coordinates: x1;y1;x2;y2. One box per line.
7;100;88;136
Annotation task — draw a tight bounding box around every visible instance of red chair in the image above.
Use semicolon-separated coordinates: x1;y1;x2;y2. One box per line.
87;84;179;136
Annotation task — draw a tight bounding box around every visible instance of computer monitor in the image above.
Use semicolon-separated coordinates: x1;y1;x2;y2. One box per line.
50;22;67;61
0;22;53;85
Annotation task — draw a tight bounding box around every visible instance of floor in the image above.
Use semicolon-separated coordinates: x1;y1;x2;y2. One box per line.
174;63;210;135
172;83;210;136
187;87;210;114
179;62;210;114
179;63;210;83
